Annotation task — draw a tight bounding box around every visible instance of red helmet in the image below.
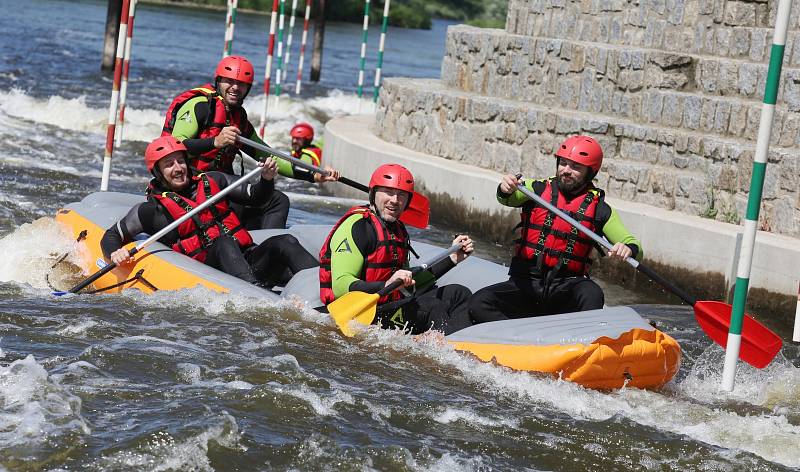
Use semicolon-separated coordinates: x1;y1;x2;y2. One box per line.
369;164;414;194
290;122;314;140
554;135;603;173
215;55;254;85
145;136;187;172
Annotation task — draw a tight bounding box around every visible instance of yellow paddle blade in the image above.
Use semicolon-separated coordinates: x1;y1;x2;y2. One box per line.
328;291;380;337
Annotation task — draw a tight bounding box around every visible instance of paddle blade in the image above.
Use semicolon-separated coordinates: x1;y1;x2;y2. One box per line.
400;192;430;229
694;300;783;369
328;291;381;337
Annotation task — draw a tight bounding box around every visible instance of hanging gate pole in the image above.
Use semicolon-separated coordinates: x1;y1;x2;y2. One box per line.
223;0;238;57
721;0;793;391
282;0;299;83
273;0;286;109
259;0;281;138
356;0;371;112
100;0;131;191
115;0;138;147
372;0;390;105
295;0;312;94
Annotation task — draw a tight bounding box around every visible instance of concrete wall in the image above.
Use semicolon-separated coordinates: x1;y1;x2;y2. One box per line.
371;0;800;238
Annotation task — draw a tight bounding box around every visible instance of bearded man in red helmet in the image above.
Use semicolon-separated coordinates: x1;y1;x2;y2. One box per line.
162;56;338;230
318;164;474;335
100;136;318;288
469;135;643;323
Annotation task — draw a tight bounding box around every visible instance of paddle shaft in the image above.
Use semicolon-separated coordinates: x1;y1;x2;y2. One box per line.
374;243;462;298
515;184;697;306
66;164;268;294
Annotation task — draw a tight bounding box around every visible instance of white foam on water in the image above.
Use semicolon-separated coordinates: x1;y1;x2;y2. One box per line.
352;327;800;468
176;363;202;384
274;384;355;416
0;88;359;149
90;413;242;472
677;345;800;410
0;355;90;448
55;319;99;336
432;407;518;429
0;217;84;289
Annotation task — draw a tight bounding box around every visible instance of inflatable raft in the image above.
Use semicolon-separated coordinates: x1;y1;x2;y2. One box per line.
55;192;681;389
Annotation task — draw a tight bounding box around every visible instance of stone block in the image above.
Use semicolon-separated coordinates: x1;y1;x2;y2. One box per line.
731;27;751;57
738;63;759;97
683;95;702;129
666;0;686;25
662;93;684;126
724;2;756;26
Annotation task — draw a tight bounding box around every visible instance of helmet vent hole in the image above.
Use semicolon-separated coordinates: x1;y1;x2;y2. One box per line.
579;152;588;156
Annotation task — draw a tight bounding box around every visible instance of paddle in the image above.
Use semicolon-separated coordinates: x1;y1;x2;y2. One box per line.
54;162;272;296
236;135;430;228
515;181;782;368
328;243;462;337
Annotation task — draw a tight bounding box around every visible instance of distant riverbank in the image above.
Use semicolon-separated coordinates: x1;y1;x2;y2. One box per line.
140;0;507;29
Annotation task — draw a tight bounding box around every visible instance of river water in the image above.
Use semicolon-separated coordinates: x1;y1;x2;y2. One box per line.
0;0;799;470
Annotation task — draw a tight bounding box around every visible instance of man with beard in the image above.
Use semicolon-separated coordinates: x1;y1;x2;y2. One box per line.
319;164;475;335
163;55;338;230
101;136;318;288
468;135;642;323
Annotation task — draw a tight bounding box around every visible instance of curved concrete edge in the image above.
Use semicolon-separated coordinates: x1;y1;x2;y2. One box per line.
323;114;800;298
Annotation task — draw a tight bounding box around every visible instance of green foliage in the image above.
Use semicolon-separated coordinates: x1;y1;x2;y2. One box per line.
156;0;507;30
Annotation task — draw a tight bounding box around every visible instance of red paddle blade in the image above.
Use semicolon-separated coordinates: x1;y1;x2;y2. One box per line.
399;191;430;229
694;300;783;369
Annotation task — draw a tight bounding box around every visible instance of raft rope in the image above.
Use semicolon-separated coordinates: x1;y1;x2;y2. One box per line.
85;268;159;294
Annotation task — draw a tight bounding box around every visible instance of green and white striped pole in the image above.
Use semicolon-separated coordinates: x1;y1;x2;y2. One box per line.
282;0;298;84
273;0;286;109
223;0;238;57
371;0;390;106
356;0;371;112
721;0;793;391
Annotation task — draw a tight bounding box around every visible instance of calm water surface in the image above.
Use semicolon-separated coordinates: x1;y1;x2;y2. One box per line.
0;1;799;470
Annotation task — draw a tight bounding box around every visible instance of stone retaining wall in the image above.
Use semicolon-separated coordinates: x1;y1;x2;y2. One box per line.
373;0;800;237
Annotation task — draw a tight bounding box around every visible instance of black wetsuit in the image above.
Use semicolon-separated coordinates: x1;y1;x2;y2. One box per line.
100;172;317;287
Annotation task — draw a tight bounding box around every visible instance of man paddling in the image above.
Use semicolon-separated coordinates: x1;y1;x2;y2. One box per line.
162;55;339;229
101;136;318;288
319;164;474;335
469;135;643;323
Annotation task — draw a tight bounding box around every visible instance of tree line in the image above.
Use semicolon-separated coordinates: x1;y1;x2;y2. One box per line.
152;0;508;29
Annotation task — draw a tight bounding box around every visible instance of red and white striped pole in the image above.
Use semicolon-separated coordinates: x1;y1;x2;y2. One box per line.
282;0;298;84
259;0;280;138
295;0;312;94
223;0;238;57
115;0;138;148
101;0;131;191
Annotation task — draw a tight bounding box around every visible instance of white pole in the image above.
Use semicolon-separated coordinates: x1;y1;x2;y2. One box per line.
721;0;793;391
258;0;280;138
356;0;371;113
115;0;137;148
793;281;800;342
101;0;131;191
295;0;311;94
282;0;298;83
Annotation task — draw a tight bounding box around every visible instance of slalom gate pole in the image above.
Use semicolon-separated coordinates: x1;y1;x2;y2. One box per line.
794;281;800;343
356;0;371;112
100;0;131;191
115;0;138;148
372;0;390;105
282;0;298;83
223;0;238;57
294;0;312;94
259;0;280;138
273;0;286;110
721;0;793;391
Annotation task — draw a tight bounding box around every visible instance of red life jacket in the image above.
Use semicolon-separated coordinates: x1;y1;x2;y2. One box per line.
291;145;322;167
161;84;254;173
151;174;253;263
319;206;409;305
515;179;600;275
